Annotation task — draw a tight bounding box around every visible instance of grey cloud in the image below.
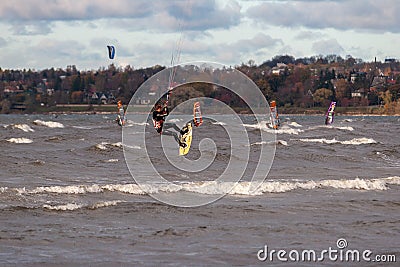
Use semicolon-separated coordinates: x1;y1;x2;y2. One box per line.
9;21;53;35
246;0;400;33
312;38;344;55
0;0;242;33
231;33;283;52
210;33;283;63
29;39;87;63
0;0;152;21
123;0;242;33
295;30;326;41
0;37;7;47
163;0;242;31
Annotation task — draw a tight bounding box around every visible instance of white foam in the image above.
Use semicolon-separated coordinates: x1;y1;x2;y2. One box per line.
43;203;83;211
6;124;35;132
278;140;288;146
7;137;33;144
111;142;123;148
123;144;142;150
72;126;93;130
289;122;302;127
89;200;124;209
341;137;376;145
105;159;119;163
273;127;303;135
94;142;123;150
244;122;303;135
298;137;376;145
384;176;400;185
0;187;8;193
335;126;354;131
42;200;124;211
307;125;354;131
17;184;103;194
15;176;398;197
33;120;64;128
127;121;148;126
250;140;288;146
243;121;268;130
95;142;108;150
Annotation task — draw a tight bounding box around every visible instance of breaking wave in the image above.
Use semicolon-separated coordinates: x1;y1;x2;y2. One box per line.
126;121;149;126
9;176;399;197
288;122;302;127
93;142;123;150
307;125;354;131
92;141;140;151
243;122;303;135
33;120;64;128
5;124;35;132
297;137;376;145
43;200;124;211
212;121;227;126
250;140;288;146
6;137;33;144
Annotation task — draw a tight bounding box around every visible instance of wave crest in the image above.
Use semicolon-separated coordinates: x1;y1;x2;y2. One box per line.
7;137;33;144
298;137;376;145
33;120;64;128
12;176;399;197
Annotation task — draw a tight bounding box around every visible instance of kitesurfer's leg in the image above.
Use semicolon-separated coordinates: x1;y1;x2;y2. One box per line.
163;129;186;147
162;123;187;147
163;123;181;132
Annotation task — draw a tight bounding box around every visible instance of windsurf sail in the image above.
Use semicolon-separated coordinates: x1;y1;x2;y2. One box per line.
107;45;115;59
325;101;336;125
193;102;203;127
269;100;280;129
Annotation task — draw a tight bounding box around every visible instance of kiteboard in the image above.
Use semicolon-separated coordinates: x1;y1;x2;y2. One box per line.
193;102;203;127
325;101;336;125
179;122;192;156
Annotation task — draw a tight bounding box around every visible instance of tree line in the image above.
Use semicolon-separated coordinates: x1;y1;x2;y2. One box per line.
1;54;400;114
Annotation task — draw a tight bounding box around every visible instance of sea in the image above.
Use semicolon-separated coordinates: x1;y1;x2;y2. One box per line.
0;113;399;266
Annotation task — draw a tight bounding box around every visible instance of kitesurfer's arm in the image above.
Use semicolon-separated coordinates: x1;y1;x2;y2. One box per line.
162;106;169;116
153;110;167;121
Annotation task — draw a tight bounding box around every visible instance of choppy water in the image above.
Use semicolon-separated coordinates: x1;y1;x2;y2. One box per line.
0;114;399;266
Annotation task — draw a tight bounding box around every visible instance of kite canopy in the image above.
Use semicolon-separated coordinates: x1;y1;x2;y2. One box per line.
107;45;115;59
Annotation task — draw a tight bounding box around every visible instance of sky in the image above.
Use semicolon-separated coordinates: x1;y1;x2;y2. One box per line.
0;0;399;71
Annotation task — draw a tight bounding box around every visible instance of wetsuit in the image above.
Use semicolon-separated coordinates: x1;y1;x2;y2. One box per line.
152;105;187;147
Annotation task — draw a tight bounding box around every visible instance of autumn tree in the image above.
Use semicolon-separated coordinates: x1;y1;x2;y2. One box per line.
313;88;333;107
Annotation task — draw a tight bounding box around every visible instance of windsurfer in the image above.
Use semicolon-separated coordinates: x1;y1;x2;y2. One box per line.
325;101;336;125
116;100;125;126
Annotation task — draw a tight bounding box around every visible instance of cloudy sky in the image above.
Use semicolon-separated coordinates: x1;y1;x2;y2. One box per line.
0;0;399;70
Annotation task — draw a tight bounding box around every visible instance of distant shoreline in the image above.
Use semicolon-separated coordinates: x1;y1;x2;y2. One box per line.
3;104;399;116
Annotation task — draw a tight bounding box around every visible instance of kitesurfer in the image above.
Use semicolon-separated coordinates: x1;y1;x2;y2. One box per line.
152;102;188;147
